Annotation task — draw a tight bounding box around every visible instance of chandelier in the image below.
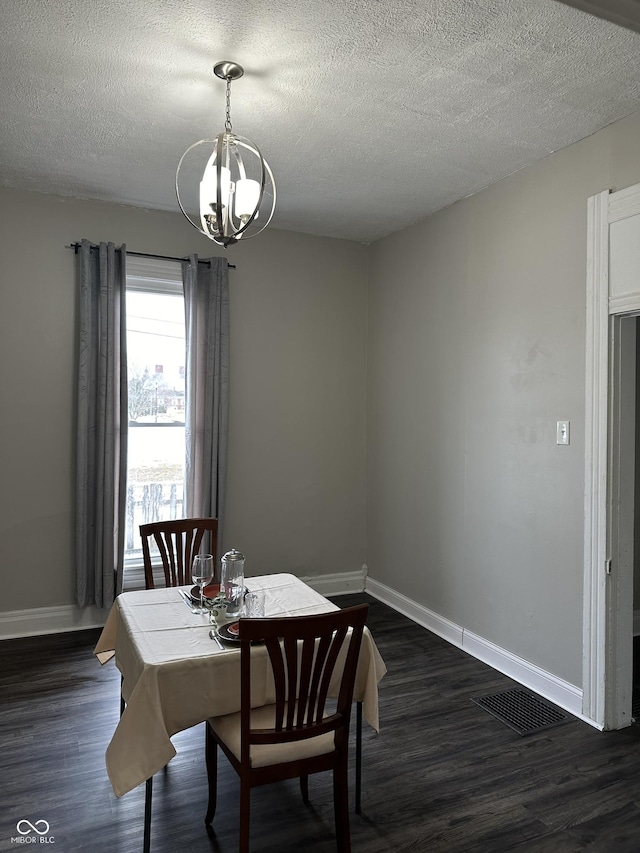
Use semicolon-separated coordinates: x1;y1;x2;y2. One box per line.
176;61;276;247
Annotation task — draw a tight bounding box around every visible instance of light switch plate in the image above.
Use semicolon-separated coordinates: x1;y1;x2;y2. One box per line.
556;420;570;445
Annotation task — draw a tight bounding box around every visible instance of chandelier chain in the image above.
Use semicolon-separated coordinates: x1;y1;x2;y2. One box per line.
225;78;233;132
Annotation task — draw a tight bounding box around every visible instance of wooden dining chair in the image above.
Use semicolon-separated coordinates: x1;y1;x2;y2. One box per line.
204;603;369;853
139;517;218;589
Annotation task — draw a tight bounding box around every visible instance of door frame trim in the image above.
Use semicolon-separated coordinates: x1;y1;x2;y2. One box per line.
583;189;610;727
584;184;640;729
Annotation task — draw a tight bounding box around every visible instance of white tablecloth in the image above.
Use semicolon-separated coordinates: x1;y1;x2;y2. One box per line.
95;573;386;797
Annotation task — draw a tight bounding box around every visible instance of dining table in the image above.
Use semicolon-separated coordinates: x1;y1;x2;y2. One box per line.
94;573;387;850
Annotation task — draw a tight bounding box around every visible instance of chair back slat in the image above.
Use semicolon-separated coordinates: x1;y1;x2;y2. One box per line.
139;518;218;589
165;532;176;584
316;626;348;722
307;633;332;725
284;636;299;729
296;637;315;726
264;636;287;731
173;533;183;586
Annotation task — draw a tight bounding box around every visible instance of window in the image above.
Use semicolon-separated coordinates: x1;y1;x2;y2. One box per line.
124;257;185;586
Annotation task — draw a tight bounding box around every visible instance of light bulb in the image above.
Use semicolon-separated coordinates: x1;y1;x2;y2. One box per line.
200;163;231;217
235;178;261;221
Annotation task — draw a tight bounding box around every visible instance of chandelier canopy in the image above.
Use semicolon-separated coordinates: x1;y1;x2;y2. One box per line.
176;61;276;247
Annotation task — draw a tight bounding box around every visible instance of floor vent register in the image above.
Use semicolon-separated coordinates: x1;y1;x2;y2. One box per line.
471;687;571;737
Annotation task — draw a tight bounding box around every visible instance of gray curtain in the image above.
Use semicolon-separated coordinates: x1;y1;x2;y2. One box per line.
182;256;230;556
75;240;128;608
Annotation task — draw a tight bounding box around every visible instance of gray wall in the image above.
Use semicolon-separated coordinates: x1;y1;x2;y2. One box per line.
0;188;368;613
367;111;640;687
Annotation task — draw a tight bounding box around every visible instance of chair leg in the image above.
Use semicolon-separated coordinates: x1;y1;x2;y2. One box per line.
333;758;351;853
204;726;218;825
143;776;153;853
239;780;251;853
120;675;125;717
300;774;309;804
355;702;362;813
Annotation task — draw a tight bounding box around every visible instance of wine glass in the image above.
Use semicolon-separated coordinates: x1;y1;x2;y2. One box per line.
191;554;214;614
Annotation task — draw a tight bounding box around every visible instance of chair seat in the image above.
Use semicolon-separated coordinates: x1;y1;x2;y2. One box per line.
208;704;336;769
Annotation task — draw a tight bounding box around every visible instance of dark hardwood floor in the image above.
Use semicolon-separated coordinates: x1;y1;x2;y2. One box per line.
2;594;640;852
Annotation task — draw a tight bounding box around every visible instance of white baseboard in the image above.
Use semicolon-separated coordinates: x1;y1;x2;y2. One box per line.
365;576;591;726
301;568;367;598
0;604;107;640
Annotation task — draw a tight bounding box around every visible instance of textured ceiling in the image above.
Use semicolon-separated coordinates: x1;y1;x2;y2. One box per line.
1;0;640;243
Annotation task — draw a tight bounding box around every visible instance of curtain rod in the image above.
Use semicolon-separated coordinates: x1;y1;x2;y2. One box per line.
66;243;236;269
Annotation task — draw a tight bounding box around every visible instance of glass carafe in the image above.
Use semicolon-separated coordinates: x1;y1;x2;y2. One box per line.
221;549;245;618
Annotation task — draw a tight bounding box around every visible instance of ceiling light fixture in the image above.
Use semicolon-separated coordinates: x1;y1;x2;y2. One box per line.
176;61;276;247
